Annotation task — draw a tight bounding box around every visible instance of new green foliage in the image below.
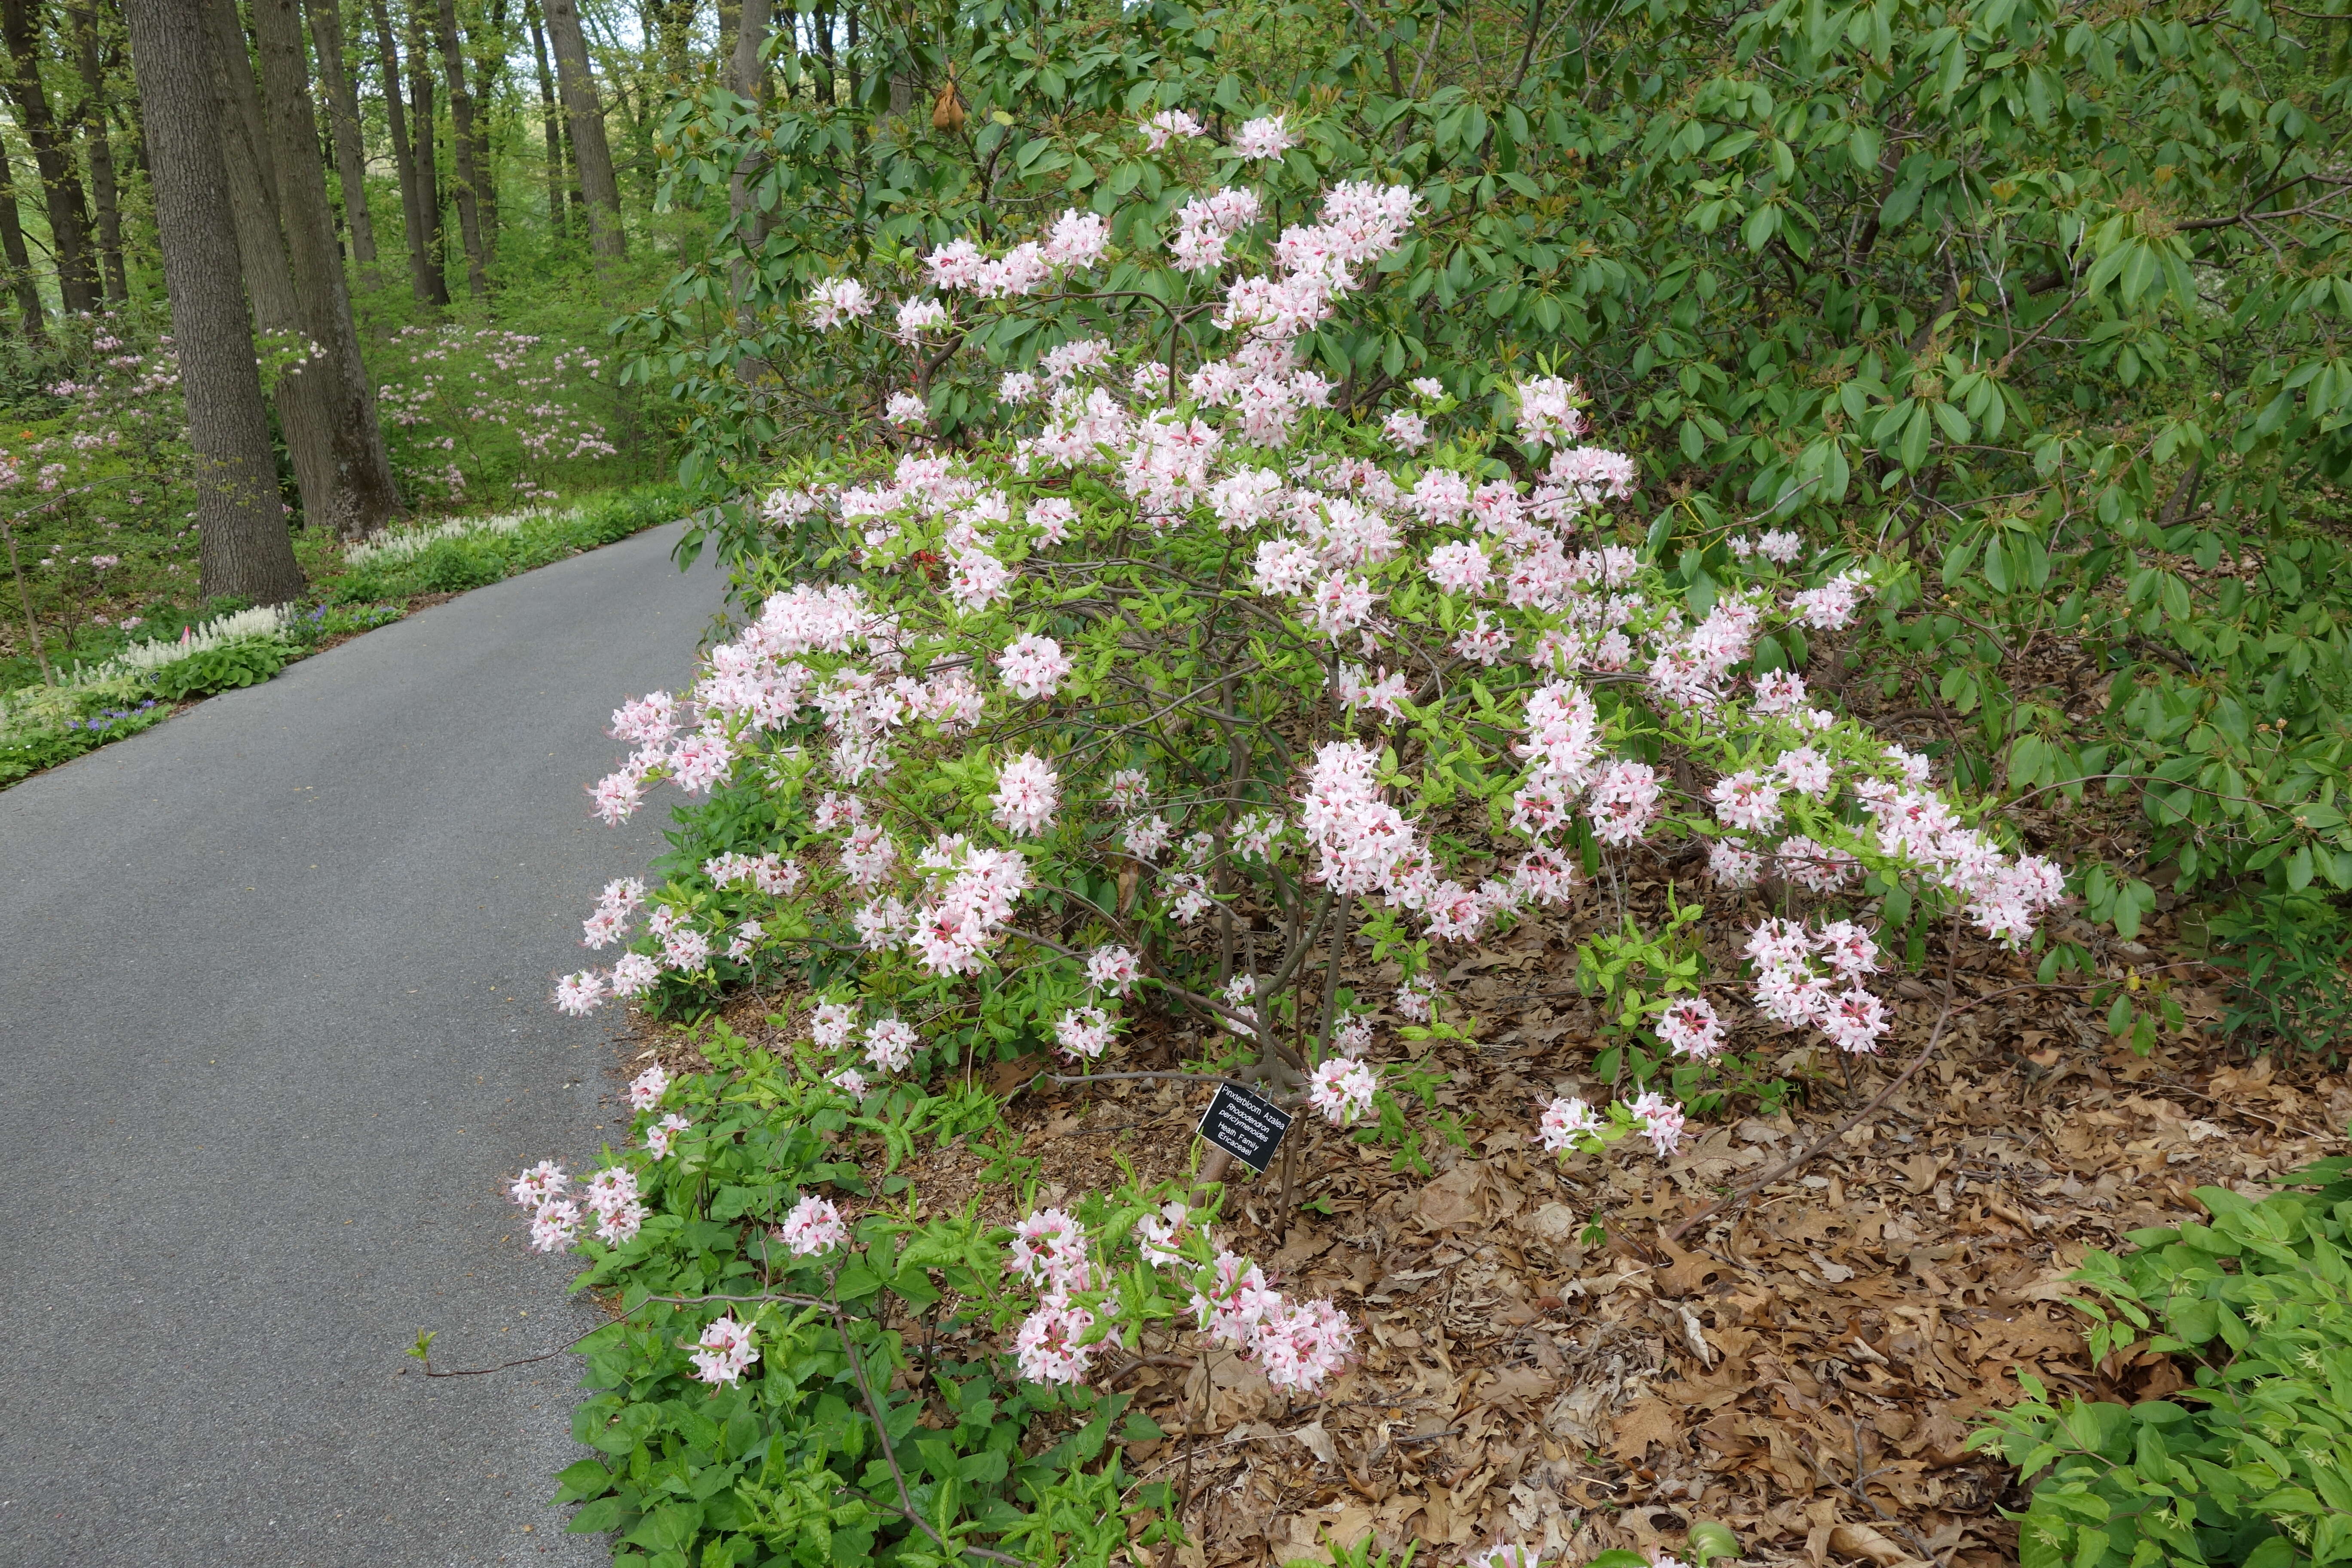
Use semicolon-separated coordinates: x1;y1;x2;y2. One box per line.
1975;1166;2352;1568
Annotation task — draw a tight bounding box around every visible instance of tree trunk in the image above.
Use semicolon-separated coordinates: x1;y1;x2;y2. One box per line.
525;0;565;235
404;0;443;293
125;0;303;603
250;0;400;537
366;0;439;304
428;0;486;297
69;2;126;306
0;0;100;316
0;127;46;341
304;0;378;280
471;0;504;264
542;0;622;268
726;0;766;309
200;0;349;541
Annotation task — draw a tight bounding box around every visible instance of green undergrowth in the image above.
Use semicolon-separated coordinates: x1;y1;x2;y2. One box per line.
1973;1154;2352;1568
0;484;689;789
521;1023;1181;1568
315;484;690;605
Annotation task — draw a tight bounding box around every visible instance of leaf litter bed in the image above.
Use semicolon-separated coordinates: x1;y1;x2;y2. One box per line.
609;904;2346;1568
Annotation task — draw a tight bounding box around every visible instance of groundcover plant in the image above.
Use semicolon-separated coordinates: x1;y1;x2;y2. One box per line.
499;130;2071;1568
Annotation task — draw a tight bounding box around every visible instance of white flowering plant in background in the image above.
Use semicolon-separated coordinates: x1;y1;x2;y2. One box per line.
526;140;2072;1426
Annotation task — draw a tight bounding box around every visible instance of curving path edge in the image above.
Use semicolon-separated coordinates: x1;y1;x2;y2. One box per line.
0;520;728;1567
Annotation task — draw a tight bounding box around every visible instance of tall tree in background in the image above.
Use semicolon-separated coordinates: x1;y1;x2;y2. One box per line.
725;0;765;316
525;0;567;236
403;0;444;291
123;0;301;602
366;0;441;305
201;0;361;539
68;1;126;306
304;0;378;284
542;0;621;272
469;0;505;262
429;0;487;297
0;128;45;341
250;0;400;536
2;0;100;316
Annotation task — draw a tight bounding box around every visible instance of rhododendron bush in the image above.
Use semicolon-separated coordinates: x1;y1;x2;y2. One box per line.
527;162;2069;1453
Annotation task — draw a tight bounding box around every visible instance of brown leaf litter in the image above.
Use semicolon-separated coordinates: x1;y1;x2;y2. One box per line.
614;904;2346;1568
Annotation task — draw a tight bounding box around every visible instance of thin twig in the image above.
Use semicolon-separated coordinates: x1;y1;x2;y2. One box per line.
407;1319;612;1377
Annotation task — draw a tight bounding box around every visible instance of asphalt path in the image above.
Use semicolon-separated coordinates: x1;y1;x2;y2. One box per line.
0;520;728;1566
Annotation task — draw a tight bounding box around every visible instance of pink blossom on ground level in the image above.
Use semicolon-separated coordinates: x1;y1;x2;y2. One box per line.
1054;1005;1115;1060
1537;1096;1602;1152
509;1160;566;1207
1308;1057;1378;1124
1014;1301;1096;1383
645;1112;690;1160
1626;1091;1687;1156
627;1063;670;1110
690;1316;759;1386
863;1017;920;1072
779;1194;850;1256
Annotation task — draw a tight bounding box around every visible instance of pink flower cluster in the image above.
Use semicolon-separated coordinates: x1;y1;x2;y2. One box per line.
1537;1092;1688;1158
1745;917;1890;1053
806;277;874;330
1855;783;2067;944
778;1193;849;1256
1308;1057;1378;1124
1171;187;1264;274
690;1316;759;1387
508;1158;646;1250
1009;1207;1099;1383
1187;1246;1356;1390
1230;113;1296;161
1055;1005;1115;1059
991;752;1060;836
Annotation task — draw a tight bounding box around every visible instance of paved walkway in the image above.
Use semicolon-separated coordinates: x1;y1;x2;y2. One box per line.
0;521;727;1566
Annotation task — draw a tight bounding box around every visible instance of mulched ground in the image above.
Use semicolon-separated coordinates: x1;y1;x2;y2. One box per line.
619;895;2345;1568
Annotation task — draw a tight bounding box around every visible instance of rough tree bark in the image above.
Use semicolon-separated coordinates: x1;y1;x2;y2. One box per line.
525;0;567;235
366;0;441;304
69;1;126;306
542;0;623;270
472;0;505;262
0;128;46;341
404;0;444;290
200;0;352;540
429;0;487;298
124;0;304;603
1;0;100;316
250;0;401;537
304;0;378;280
727;0;768;313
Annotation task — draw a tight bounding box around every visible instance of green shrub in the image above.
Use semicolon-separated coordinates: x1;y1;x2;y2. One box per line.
144;636;288;700
1973;1172;2352;1568
407;535;513;594
2205;893;2352;1057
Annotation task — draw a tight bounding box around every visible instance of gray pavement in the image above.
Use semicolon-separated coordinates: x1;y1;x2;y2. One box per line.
0;520;729;1566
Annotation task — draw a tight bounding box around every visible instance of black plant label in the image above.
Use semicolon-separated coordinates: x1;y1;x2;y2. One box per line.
1197;1082;1292;1175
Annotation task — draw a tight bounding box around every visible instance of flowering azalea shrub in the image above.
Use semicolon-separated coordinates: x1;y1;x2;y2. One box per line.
539;147;2067;1387
514;122;2089;1564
